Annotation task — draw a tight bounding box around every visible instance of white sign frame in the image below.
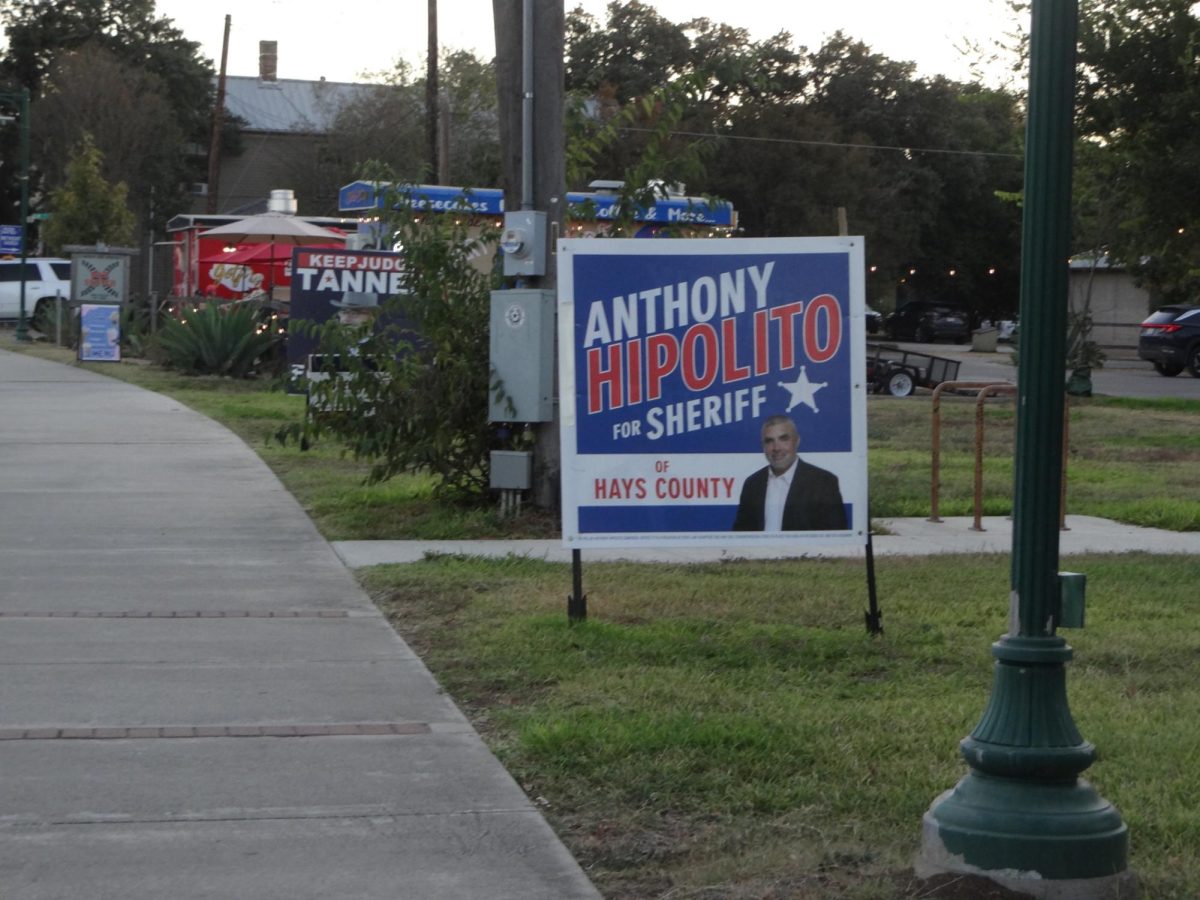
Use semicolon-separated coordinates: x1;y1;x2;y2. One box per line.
557;236;869;550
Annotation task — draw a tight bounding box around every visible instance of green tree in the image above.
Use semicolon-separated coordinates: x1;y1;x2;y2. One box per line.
565;3;804;186
566;1;691;104
31;44;183;216
1074;0;1200;302
437;49;501;187
566;78;716;234
0;0;214;229
42;133;136;252
710;32;1023;318
310;49;500;206
565;6;1024;319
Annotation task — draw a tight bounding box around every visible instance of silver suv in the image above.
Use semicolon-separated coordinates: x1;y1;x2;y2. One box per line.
0;258;71;322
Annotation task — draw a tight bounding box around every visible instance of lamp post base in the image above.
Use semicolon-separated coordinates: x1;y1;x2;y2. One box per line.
916;772;1135;898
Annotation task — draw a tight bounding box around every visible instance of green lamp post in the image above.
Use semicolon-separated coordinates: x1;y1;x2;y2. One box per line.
917;0;1133;895
2;87;32;342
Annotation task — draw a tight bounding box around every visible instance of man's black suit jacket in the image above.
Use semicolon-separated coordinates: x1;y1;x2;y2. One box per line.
731;459;848;531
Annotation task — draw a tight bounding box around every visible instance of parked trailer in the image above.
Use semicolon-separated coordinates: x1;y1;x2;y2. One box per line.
866;343;962;397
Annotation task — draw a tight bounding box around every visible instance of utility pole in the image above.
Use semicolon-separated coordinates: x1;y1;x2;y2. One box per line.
917;1;1132;894
492;0;565;509
206;15;231;214
427;0;439;182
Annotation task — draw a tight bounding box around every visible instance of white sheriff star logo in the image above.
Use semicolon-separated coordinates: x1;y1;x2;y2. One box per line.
778;366;828;414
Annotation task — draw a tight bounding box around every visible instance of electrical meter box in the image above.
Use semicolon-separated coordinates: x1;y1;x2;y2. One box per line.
489;289;555;422
500;210;547;276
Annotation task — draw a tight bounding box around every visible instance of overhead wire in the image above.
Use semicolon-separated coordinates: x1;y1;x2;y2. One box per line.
618;126;1023;160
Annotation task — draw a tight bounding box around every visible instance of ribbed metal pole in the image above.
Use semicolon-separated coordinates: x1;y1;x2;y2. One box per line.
15;87;32;343
917;1;1131;892
1011;0;1075;622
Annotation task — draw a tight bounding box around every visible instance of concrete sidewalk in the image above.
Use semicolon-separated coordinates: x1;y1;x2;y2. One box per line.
0;350;600;900
332;514;1200;567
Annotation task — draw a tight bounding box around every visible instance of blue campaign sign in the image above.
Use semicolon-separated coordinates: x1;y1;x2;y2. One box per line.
286;247;414;381
0;224;22;255
557;237;869;549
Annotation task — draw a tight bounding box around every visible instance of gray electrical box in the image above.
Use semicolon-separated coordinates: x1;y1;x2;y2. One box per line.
490;450;533;489
500;210;547;276
489;289;555;422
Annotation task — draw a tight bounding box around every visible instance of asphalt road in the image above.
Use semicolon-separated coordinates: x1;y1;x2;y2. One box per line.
4;325;1195;399
885;341;1200;400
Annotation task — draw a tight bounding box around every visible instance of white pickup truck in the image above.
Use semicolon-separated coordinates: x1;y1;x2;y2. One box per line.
0;257;71;322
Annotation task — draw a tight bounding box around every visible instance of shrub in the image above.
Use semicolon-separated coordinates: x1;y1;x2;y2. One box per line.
33;299;79;348
153;300;279;378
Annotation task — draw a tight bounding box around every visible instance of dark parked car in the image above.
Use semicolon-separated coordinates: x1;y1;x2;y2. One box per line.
884;301;970;343
1137;304;1200;377
865;305;883;335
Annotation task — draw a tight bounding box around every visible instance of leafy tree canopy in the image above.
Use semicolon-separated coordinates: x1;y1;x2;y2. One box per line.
313;49;500;203
1;0;212;137
567;4;1025;317
33;44;183;211
1;0;214;230
1074;0;1200;301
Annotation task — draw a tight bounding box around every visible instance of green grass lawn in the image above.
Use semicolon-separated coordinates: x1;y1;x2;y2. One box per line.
16;345;1200;897
360;551;1200;898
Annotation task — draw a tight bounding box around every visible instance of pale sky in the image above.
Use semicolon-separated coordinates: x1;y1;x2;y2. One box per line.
151;0;1024;87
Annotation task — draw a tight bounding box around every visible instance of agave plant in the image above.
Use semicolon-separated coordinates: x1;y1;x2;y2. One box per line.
155;300;279;378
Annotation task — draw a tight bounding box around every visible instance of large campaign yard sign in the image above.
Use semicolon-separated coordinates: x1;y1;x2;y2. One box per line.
558;237;868;549
286;248;407;378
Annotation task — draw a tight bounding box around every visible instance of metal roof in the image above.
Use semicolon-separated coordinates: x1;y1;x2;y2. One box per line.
221;76;382;134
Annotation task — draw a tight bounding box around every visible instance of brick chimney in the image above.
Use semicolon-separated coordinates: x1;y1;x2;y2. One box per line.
259;41;278;82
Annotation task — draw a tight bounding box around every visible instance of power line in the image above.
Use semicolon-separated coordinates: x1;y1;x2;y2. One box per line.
620;126;1023;160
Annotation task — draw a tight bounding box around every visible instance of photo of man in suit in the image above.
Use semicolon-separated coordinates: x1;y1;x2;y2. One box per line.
732;414;848;531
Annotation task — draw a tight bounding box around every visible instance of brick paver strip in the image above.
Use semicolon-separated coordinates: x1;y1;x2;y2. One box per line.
5;723;431;740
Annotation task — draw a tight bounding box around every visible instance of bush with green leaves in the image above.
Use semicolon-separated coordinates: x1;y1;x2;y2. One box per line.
33;298;78;348
153;300;279;378
279;176;510;501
